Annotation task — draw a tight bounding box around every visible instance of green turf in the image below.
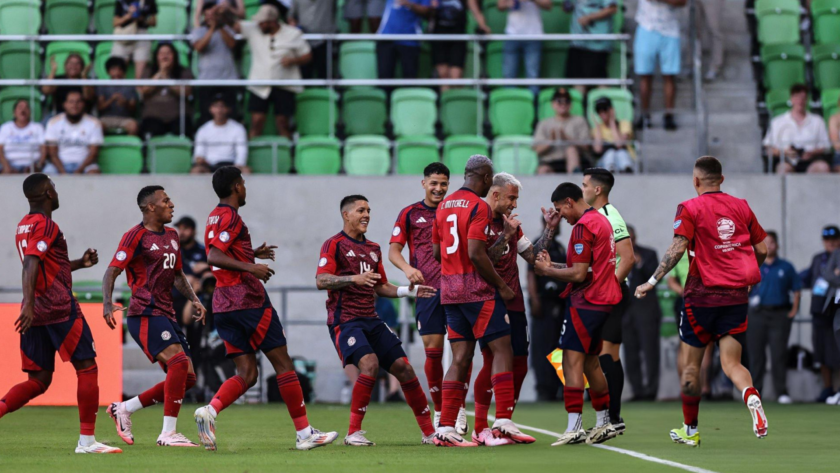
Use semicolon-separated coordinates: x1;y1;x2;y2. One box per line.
0;402;835;472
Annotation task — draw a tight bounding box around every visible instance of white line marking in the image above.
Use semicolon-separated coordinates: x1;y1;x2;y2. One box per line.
466;411;719;473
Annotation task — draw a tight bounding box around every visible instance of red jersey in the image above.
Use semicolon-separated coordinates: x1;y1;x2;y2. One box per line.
564;208;621;309
433;188;494;305
390;201;440;289
205;204;266;313
317;232;388;325
15;213;79;326
488;218;526;312
109;224;182;320
674;191;767;307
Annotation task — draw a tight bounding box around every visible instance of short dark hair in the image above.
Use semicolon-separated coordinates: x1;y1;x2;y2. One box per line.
552;87;571;103
340;195;368;211
209;94;228;107
13;98;29;110
22;173;51;199
551;182;583;203
64;89;83;102
594;97;613;114
212;166;243;198
694;156;722;181
137;185;164;207
584;167;615;193
424;162;450;178
766;230;778;242
105;56;127;73
790;83;808;96
175;216;197;229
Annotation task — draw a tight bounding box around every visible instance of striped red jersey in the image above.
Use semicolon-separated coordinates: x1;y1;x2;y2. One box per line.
564;208;621;308
15;213;78;326
390;201;440;289
488;218;526;312
109;224;182;320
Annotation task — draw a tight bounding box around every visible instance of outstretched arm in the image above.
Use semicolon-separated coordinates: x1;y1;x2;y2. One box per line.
520;207;561;265
634;235;689;298
316;271;377;290
175;270;206;324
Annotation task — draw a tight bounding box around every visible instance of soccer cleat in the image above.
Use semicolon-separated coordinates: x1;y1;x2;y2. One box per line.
826;392;840;405
747;394;768;438
613;418;626;435
455;407;469;436
492;419;536;444
433;427;478;447
75;441;123;454
194;405;217;451
157;431;199;447
433;411;441;430
297;429;338;451
107;402;134;445
422;433;436;445
551;430;586;446
472;428;515;447
344;430;375;446
669;425;701;447
585;424;617;445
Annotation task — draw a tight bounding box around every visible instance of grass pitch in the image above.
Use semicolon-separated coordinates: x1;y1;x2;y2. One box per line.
0;401;834;472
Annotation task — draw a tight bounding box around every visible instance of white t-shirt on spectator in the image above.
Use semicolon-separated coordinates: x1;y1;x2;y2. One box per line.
44;114;104;167
241;21;311;97
762;111;831;152
0;121;44;168
194;119;248;167
635;0;681;38
505;0;544;36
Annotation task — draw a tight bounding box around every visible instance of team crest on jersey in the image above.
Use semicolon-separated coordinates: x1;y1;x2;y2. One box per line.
318;257;328;267
171;240;179;251
716;218;735;240
370;252;378;263
392;227;401;236
674;219;682;230
219;231;230;242
116;250;127;261
574;243;584;254
161;331;171;341
36;241;47;252
348;336;356;347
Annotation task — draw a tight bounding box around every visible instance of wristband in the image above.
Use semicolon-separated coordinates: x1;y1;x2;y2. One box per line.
647;276;659;286
397;286;418;298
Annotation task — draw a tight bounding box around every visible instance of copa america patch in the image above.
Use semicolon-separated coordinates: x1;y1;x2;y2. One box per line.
116;250;127;261
673;219;682;230
171;240;179;251
348;336;356;347
370;252;378;263
574;243;584;254
392;227;401;236
161;331;171;341
36;241;47;252
219;231;230;242
318;257;328;267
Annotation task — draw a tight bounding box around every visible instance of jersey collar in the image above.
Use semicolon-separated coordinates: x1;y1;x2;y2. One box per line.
217;203;239;213
419;200;437;210
459;187;480;197
341;230;367;244
701;191;724;195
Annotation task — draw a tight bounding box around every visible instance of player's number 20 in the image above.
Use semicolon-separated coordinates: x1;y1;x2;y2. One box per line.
163;253;177;269
446;214;459;254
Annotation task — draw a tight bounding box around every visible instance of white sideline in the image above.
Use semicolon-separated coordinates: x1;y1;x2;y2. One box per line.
466;411;719;473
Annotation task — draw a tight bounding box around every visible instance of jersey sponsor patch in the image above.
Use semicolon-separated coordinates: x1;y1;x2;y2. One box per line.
717;218;735;240
574;243;584;254
318;257;328;267
370;252;378;263
392;226;401;236
116;250;127;261
36;241;47;252
219;231;230;242
171;240;179;251
674;219;682;230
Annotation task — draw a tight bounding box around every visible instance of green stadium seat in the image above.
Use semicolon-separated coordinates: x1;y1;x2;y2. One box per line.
760;43;806;92
45;42;92;77
540;42;569;78
538;87;584;120
486;41;505;79
821;88;840;122
493;135;538;175
340;41;378;79
344;135;391;175
416;43;433;79
813;43;840;90
613;0;625;33
94;0;116;34
755;0;801;45
149;0;189;34
95;42;137;79
73;280;104;303
607;48;625;79
441;89;484;136
336;0;350;32
0;42;42;79
243;92;278;136
342;88;387;136
295;136;341;174
586;88;634;126
483;0;508;34
0;0;41;35
296;89;339;136
489;88;535;136
241;45;252;77
443;135;490;171
396;136;440;174
99;136;144;174
0;88;43;123
245;0;262;18
248;136;292;174
765;89;792;117
45;0;89;35
543;1;572;33
813;0;840;44
147;135;193;174
391;88;438;137
463;42;479;79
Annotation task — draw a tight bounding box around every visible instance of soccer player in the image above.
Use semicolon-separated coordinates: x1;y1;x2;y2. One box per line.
533;182;622;446
471;172;560;445
2;173;121;454
635;156;769;446
317;195;438;446
193;166;338;451
581;168;635;433
103;186;207;447
432;155;530;447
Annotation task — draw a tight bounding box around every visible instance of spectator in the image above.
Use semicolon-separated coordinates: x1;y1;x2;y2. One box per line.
748;231;801;404
42;54;94;117
173;216;210;331
0;100;46;174
623;225;661;401
763;84;831;174
43;90;103;174
532;88;590;173
565;0;618;95
288;0;336;80
192;95;249;173
498;0;551;96
430;0;489;92
634;0;686;131
236;5;312;138
112;0;158;77
821;242;840;405
697;0;724;81
376;0;434;82
192;1;240;125
592;97;635;173
96;57;139;136
345;0;384;33
193;0;245;28
826;95;840;172
138;43;194;137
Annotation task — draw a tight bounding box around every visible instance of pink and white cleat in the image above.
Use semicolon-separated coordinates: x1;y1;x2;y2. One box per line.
107;402;134;445
747;394;768;439
157;431;200;447
433;427;478;447
472;428;515;446
492;419;536;444
75;441;122;454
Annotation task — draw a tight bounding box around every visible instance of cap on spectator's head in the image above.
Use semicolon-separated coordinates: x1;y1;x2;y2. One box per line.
822;225;840;240
252;4;279;23
595;97;613;114
552;87;571;103
175;216;197;230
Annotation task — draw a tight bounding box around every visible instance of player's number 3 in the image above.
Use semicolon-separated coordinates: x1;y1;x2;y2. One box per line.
446;214;459;255
163;253;177;269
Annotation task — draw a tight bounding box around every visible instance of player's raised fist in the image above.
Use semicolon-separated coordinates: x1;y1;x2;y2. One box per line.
250;263;275;282
404;266;425;285
541;206;561;227
255;242;278;261
353;270;380;287
502;213;521;238
81;248;99;267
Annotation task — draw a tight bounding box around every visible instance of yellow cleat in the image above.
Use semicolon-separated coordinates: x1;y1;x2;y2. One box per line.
669;425;700;447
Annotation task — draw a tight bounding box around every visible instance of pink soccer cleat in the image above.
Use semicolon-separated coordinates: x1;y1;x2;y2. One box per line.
433;427;478;447
472;428;515;446
492;419;536;444
107;402;134;445
75;441;122;454
157;431;200;447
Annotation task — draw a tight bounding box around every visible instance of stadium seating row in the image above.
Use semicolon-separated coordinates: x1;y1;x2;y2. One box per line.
765;87;840;122
754;0;840;46
760;43;840;92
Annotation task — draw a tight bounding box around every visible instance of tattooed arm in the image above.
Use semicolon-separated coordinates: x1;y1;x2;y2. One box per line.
519;224;556;265
487;231;512;264
316;271;380;290
634;235;689;299
175;270;206;324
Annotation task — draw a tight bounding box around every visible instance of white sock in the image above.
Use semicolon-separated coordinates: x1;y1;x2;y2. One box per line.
79;434;95;447
124;397;143;413
686;424;698;436
208;405;218;417
596;409;610;428
566;413;582;433
162;416;177;434
296;426;313;440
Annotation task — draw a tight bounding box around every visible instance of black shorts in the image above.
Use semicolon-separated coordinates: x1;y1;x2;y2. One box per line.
248;88;296;117
602;282;630;344
793;155;831;172
566;47;609;79
431;40;467;68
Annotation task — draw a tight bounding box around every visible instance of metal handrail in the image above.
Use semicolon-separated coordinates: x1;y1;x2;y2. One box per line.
0;78;632;86
0;33;631;42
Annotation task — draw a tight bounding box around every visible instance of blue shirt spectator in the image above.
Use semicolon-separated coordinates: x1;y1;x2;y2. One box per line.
375;296;399;328
378;0;432;47
753;255;801;307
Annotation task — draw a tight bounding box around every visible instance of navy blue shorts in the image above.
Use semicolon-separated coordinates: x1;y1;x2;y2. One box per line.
560;306;611;356
20;310;96;372
679;302;749;348
215;303;287;358
416;292;446;336
127;315;192;366
480;310;529;356
329;318;406;371
445;291;511;344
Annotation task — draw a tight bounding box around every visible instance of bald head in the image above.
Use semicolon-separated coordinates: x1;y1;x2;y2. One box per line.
465;155;493;176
